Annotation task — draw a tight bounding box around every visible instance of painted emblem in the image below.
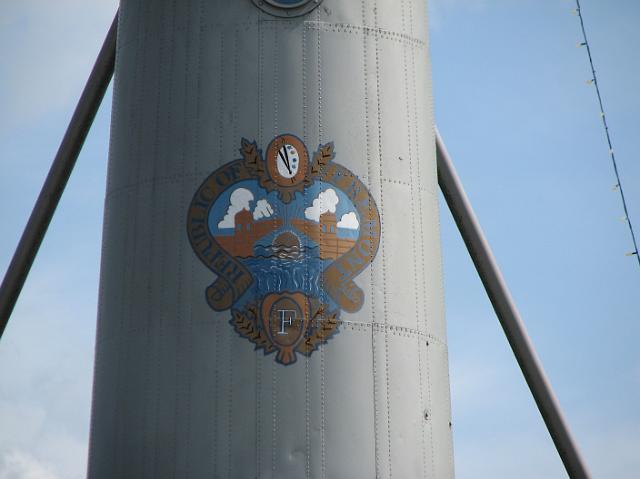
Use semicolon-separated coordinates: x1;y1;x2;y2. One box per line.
187;135;381;365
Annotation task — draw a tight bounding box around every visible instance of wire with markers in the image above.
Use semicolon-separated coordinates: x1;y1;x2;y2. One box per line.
574;0;640;268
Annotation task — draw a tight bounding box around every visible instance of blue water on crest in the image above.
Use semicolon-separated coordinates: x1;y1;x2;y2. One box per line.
239;245;330;302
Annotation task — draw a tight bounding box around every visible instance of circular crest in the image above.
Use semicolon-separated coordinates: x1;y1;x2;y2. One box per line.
187;134;382;365
251;0;323;17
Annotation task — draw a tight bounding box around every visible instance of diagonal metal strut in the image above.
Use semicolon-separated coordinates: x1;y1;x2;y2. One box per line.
436;128;592;479
0;12;119;338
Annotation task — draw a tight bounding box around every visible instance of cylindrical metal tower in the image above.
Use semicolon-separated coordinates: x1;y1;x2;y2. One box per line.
87;0;453;477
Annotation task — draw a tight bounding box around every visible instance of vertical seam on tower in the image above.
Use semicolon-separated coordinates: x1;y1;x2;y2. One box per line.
213;26;223;479
194;3;211;475
163;2;178;477
316;7;327;479
196;0;204;176
256;13;264;477
233;22;241;479
183;1;192;475
445;348;454;477
183;3;195;478
113;0;146;476
421;0;438;472
415;3;430;336
424;1;453;465
412;0;434;474
136;1;152;475
362;1;381;477
408;2;424;329
401;0;428;476
149;2;168;476
302;22;311;479
372;2;393;477
406;0;436;473
184;3;196;479
229;18;246;477
271;24;279;479
222;28;234;479
218;30;225;171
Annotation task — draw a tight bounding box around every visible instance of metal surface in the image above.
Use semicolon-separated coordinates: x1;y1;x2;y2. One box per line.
0;12;118;339
87;1;452;478
252;0;324;17
436;128;592;479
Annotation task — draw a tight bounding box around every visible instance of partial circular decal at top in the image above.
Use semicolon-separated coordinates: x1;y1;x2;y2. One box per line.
252;0;323;17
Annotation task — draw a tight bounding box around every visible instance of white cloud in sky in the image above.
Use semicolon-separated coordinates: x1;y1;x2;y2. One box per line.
253;199;274;220
337;211;359;230
0;266;96;479
305;188;339;222
218;188;254;228
0;450;60;479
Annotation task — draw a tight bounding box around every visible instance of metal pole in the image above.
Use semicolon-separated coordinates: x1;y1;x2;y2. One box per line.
0;12;118;339
436;128;592;479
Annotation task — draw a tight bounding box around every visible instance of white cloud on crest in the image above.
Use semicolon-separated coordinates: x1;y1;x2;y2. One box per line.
253;199;274;220
304;188;339;222
218;188;254;229
337;212;359;230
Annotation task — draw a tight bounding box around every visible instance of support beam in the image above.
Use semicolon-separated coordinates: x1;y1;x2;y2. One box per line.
0;12;118;338
436;128;592;479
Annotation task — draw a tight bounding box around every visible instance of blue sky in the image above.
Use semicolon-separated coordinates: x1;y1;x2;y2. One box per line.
0;1;638;478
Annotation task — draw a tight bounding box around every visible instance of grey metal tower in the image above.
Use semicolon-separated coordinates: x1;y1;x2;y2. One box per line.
86;1;453;477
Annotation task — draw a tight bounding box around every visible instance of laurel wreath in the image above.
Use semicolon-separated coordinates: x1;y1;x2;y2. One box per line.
310;142;335;176
231;302;274;353
240;139;269;185
230;299;340;359
298;304;340;356
240;138;334;204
